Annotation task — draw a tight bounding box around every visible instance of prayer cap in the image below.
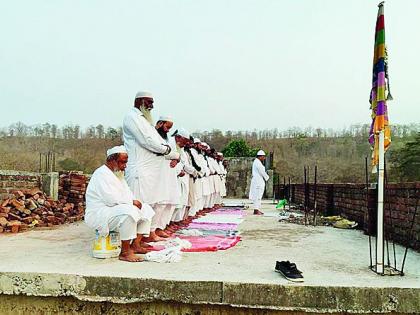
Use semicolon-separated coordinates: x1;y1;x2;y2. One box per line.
257;150;266;156
158;115;173;123
194;138;201;143
106;145;127;157
135;91;153;99
176;128;190;139
218;152;224;156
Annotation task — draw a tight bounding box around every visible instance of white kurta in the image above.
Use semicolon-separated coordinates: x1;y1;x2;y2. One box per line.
219;161;227;197
190;148;206;213
123;107;180;205
248;158;269;205
85;165;155;236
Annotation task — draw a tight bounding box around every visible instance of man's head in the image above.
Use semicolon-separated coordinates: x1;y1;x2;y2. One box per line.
155;116;174;140
174;128;191;148
105;145;128;180
134;91;154;124
256;149;266;162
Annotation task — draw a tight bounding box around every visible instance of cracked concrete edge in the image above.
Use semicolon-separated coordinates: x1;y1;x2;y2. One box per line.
0;272;223;305
222;282;420;314
1;272;420;313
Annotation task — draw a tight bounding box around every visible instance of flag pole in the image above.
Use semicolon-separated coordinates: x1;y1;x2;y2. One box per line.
376;129;385;273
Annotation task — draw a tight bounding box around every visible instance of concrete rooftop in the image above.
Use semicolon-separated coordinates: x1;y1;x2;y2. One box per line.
0;199;419;313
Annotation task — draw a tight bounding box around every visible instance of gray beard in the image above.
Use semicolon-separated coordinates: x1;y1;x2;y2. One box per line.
140;105;154;125
113;170;125;181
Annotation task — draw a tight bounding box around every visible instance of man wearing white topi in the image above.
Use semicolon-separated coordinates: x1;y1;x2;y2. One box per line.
85;145;155;262
249;150;269;215
123;91;180;242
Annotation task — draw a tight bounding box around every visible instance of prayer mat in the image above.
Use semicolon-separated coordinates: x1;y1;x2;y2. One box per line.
192;215;243;224
188;222;238;231
150;235;241;252
212;209;246;216
200;229;239;237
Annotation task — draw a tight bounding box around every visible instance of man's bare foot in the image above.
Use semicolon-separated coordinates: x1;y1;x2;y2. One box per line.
164;228;174;235
253;209;264;215
119;250;143;262
156;229;170;238
143;234;165;242
140;241;153;248
131;243;150;254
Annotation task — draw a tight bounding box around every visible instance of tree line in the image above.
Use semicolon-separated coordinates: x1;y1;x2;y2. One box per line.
2;122;419;141
0;121;418;183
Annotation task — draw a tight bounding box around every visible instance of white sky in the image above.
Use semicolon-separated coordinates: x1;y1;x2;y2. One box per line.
0;0;419;132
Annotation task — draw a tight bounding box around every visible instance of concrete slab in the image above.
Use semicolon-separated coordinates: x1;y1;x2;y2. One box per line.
0;199;419;313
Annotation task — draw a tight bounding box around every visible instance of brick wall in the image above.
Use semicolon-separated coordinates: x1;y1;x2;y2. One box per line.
0;171;41;200
287;182;420;251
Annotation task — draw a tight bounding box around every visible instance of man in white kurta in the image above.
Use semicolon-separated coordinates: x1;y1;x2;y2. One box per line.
154;116;181;235
249;150;269;215
192;140;210;216
85;146;155;262
170;128;197;225
123;92;180;242
217;153;227;199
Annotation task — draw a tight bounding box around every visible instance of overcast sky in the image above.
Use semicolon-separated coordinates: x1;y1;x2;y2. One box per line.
0;0;419;133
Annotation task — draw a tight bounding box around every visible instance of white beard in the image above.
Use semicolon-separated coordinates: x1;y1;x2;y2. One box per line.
113;170;125;181
140;105;154;125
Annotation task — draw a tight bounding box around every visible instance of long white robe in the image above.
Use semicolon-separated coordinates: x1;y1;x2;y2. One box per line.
218;161;227;197
249;158;269;208
190;148;207;214
85;165;155;237
123;107;180;205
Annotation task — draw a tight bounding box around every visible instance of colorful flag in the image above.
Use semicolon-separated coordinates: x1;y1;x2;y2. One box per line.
369;2;392;169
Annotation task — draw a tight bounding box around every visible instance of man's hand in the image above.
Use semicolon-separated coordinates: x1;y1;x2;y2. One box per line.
133;200;142;209
170;159;179;168
178;170;186;177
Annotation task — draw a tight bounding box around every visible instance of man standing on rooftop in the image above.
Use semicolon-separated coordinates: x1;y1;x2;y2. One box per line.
123;91;180;242
249;150;269;215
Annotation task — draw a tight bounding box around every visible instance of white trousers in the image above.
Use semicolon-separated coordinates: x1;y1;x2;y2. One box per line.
161;204;176;228
214;193;222;205
151;204;176;230
108;214;151;241
171;205;187;222
252;198;262;210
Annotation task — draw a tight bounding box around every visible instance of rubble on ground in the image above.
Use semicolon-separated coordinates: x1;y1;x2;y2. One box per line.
0;188;84;234
277;205;358;229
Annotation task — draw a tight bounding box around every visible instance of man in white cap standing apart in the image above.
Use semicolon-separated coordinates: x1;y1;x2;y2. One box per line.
123;92;180;242
85;145;155;262
249;150;269;215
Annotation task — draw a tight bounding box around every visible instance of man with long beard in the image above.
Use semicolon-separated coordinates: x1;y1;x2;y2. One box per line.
152;116;181;236
123;92;180;242
85;146;155;262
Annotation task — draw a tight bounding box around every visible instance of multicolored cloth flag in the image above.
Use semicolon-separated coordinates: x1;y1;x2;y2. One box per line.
369;2;392;169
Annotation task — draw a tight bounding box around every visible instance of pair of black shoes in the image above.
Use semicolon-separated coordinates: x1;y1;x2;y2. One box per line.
275;261;304;282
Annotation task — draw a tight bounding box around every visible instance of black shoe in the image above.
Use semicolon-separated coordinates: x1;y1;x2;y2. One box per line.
275;261;302;273
275;261;304;282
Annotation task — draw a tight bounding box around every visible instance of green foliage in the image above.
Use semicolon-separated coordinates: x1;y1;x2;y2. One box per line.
58;158;82;171
222;139;258;157
390;133;420;181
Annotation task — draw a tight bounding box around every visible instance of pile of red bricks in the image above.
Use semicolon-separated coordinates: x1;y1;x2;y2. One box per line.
0;188;83;233
58;172;88;214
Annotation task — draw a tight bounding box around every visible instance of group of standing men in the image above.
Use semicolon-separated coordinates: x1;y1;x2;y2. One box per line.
85;91;227;262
